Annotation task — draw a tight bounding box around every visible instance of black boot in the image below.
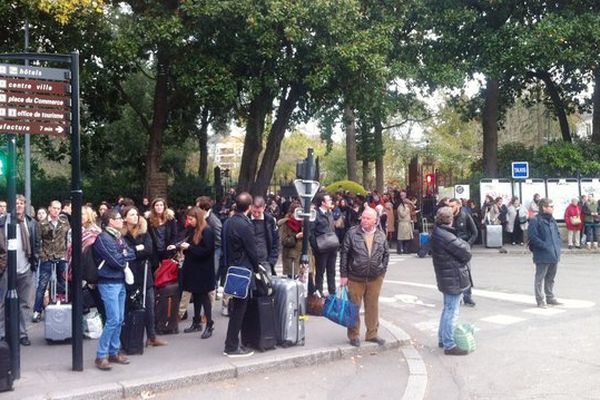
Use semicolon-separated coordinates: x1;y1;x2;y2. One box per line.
201;321;214;339
184;318;202;333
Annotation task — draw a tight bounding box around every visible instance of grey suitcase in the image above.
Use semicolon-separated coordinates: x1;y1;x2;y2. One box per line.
485;224;503;248
45;261;72;342
272;277;306;347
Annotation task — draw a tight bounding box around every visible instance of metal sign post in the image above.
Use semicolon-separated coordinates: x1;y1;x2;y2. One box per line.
294;149;319;284
0;52;82;374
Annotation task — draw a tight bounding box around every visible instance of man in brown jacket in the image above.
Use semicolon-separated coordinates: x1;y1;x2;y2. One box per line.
340;207;389;347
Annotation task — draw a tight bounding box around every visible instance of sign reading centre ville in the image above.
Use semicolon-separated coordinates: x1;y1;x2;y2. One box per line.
0;63;71;136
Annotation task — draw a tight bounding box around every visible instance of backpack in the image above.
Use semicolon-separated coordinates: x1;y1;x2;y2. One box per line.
82;242;100;284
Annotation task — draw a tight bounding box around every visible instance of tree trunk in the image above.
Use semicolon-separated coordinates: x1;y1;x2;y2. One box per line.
374;117;384;193
197;108;210;180
254;85;301;196
362;159;370;189
482;78;499;178
144;55;170;199
343;103;358;182
537;71;572;143
236;88;273;193
592;68;600;144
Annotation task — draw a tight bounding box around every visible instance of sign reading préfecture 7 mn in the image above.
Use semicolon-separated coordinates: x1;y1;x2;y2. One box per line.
0;63;70;81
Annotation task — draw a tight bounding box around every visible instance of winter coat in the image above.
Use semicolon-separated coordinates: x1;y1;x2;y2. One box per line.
506;205;527;233
147;209;179;267
396;202;414;241
527;213;561;264
453;208;478;245
181;227;215;294
582;200;599;226
384;202;395;233
431;225;472;295
278;217;314;276
222;212;260;272
93;230;136;284
0;214;41;271
122;217;154;289
40;214;70;262
251;213;279;267
309;207;338;253
564;203;583;231
340;225;389;281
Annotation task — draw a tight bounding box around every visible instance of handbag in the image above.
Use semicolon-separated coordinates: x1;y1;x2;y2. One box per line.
323;286;359;328
307;293;325;316
254;264;273;297
154;258;179;289
224;266;252;299
570;215;582;225
315;232;340;253
124;262;134;285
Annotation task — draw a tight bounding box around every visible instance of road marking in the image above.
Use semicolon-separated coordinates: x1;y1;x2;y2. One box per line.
380;319;427;400
480;314;526;325
384;280;595;309
522;307;566;316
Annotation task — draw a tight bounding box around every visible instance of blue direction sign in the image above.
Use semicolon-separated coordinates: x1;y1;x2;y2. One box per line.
512;161;529;179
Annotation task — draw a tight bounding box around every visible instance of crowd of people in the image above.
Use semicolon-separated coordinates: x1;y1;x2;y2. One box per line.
0;186;577;367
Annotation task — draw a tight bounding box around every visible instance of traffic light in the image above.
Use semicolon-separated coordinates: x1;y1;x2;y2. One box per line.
425;173;434;186
0;146;6;176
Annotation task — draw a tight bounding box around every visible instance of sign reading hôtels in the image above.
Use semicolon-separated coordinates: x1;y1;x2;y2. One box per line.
0;63;71;136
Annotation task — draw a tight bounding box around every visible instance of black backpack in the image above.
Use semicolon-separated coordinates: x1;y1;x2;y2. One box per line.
82;240;100;284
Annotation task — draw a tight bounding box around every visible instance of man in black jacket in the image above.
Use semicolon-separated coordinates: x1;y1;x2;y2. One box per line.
250;196;279;276
309;192;339;295
431;207;472;356
222;192;260;358
449;198;477;307
340;207;389;347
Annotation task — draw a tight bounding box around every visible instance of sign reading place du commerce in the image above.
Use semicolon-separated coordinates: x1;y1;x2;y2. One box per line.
0;63;71;136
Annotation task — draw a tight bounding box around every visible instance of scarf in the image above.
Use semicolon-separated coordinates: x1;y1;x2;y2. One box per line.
106;226;121;239
286;218;303;233
16;216;31;260
361;225;377;235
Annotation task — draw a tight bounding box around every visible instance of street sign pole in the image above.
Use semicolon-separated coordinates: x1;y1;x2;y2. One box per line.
5;134;20;379
70;51;83;372
24;18;31;214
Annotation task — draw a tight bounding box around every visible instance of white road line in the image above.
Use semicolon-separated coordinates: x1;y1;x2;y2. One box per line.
384;280;595;309
480;314;526;325
380;319;427;400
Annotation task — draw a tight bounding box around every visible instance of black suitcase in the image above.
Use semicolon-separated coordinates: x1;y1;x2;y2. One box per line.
241;296;277;352
121;262;148;354
0;342;13;392
155;283;179;334
406;229;420;254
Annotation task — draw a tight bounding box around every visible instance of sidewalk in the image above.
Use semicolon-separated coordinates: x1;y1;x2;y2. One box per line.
8;306;411;400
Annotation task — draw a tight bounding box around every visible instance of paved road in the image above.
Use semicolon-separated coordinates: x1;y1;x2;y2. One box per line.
153;250;599;400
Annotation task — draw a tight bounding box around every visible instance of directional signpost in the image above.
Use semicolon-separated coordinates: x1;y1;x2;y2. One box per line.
0;63;71;137
0;53;83;380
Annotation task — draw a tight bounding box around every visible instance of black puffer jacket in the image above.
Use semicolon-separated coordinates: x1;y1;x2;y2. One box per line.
431;224;472;295
340;226;389;281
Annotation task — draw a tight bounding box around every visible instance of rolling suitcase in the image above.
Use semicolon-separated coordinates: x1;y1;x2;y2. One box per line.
272;277;306;347
485;224;503;248
0;341;13;392
419;232;430;249
121;261;148;355
241;295;277;352
45;261;72;343
155;283;179;334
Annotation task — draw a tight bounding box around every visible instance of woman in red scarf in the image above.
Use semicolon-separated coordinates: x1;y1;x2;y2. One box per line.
278;203;314;279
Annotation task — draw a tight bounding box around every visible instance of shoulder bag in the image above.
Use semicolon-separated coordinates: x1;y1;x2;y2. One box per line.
315;232;340;253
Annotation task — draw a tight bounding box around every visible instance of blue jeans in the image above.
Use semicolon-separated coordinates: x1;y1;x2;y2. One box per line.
96;283;126;359
33;260;67;313
438;292;463;350
585;225;598;244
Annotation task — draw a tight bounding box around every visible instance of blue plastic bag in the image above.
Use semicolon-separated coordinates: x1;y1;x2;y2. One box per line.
323;286;359;328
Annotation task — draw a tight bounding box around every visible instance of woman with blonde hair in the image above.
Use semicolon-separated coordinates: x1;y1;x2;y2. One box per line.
180;207;215;338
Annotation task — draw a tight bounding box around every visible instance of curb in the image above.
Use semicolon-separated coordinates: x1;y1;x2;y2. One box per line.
34;323;414;400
